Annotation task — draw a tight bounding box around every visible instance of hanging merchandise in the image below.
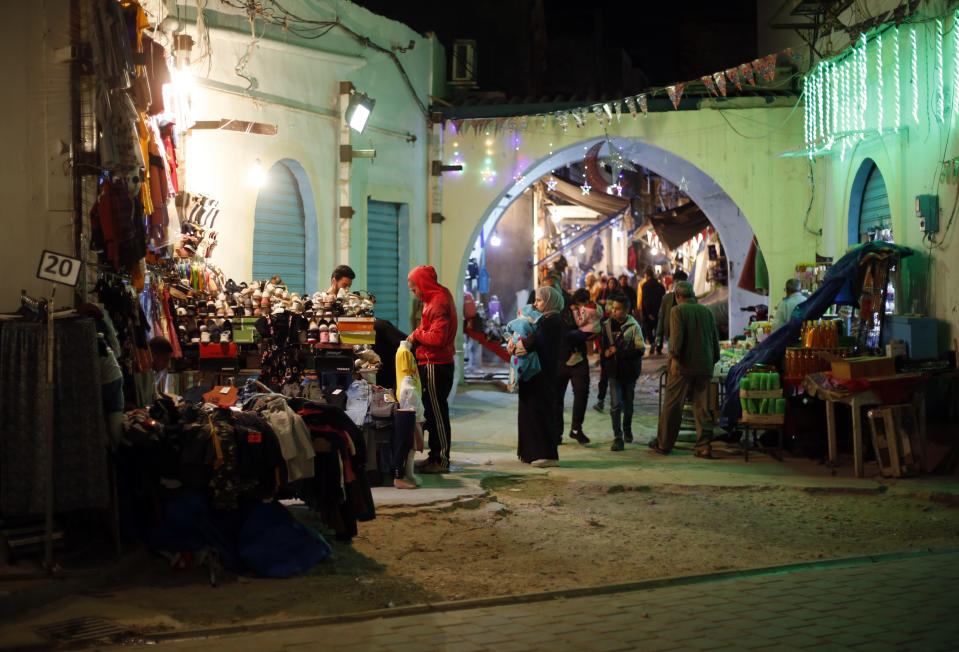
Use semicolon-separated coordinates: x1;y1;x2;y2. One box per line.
637;94;648;116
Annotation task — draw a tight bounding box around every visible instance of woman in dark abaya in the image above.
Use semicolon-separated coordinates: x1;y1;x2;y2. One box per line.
511;285;564;467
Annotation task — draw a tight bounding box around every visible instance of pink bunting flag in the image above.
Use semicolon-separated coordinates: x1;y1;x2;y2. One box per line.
725;67;742;91
666;84;684;109
739;62;756;86
713;72;727;97
701;75;718;96
637;94;648;116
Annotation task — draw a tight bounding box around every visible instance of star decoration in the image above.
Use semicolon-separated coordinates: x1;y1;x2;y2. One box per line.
581;182;591;195
606;183;623;197
546;177;558;191
678;176;689;193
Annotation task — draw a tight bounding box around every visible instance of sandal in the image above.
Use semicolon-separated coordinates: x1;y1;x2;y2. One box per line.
694;449;715;459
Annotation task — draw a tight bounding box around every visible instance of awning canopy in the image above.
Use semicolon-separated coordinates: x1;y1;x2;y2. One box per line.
544;175;629;216
646;202;710;250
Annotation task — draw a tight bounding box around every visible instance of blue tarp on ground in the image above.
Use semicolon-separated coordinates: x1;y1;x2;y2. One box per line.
718;241;914;431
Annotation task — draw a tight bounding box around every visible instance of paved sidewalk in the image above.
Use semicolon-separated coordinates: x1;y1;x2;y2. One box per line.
123;549;959;651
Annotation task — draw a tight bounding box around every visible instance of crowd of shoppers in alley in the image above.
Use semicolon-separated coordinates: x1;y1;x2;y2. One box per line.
403;264;720;473
501;267;720;467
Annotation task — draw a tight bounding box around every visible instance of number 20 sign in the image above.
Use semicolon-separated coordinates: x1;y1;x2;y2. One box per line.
36;250;82;287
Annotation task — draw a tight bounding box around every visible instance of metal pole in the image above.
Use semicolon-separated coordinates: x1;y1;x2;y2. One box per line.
43;286;56;569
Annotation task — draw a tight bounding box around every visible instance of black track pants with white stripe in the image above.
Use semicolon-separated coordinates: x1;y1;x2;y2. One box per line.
418;362;454;465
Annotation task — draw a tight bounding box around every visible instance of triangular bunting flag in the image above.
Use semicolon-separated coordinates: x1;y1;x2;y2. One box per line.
701;75;718;96
739;62;756;86
592;104;606;125
666;84;684;109
555;111;569;131
784;47;804;66
725;67;742;91
624;96;638;117
613;101;622;122
637;94;648;116
763;53;778;81
713;72;727;97
519;116;528;131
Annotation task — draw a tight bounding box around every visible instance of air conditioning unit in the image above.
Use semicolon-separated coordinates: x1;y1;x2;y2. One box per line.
450;39;477;85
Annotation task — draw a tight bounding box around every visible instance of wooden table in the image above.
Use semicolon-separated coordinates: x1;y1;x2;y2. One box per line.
803;372;926;478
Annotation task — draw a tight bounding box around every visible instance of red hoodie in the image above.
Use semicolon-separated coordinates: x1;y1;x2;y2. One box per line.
408;266;457;365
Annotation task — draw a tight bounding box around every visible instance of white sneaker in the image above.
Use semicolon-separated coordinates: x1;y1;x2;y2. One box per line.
530;458;558;468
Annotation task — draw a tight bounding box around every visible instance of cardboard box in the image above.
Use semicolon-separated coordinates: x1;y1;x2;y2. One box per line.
829;355;895;379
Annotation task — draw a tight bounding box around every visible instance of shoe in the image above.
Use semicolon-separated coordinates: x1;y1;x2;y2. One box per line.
530;458;558;468
694;447;715;459
569;429;590;445
417;460;450;474
623;432;634;443
592;401;604;413
414;458;434;471
610;437;624;452
566;352;584;366
648;440;670;455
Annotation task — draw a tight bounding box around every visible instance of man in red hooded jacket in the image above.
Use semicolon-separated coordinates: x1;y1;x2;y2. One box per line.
406;265;458;473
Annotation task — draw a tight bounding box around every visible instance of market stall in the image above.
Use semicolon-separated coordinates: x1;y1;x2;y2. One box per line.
720;241;955;476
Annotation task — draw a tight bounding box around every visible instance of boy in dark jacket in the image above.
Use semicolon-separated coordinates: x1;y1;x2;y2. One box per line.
600;294;645;451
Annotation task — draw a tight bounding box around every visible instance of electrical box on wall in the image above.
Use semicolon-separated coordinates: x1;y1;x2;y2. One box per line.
916;194;939;233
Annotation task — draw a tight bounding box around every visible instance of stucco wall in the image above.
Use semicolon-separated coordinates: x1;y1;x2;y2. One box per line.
812;18;959;353
187;0;431;295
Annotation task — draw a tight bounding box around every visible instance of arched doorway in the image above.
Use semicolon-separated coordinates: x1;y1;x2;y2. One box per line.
848;159;893;245
252;159;319;294
458;138;764;337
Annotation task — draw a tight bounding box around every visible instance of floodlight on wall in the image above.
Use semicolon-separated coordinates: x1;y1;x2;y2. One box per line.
490;233;502;247
345;91;375;133
248;159;266;187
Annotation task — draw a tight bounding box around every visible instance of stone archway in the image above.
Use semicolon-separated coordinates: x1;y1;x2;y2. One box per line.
457;137;765;336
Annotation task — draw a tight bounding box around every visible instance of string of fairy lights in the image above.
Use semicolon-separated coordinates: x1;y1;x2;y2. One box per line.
801;8;959;159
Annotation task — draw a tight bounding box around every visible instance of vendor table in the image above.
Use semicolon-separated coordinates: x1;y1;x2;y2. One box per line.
802;372;926;478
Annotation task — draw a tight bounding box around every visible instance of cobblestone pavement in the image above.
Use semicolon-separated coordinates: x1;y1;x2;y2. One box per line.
127;548;959;651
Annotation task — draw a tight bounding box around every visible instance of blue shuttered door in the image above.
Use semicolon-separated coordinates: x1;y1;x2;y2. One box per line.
858;164;892;240
252;163;306;293
367;200;400;325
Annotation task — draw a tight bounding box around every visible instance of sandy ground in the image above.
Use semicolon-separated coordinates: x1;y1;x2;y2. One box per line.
3;355;959;646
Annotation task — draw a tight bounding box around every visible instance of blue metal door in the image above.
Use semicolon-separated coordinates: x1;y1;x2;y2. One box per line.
252;163;306;293
858;164;892;242
366;200;400;325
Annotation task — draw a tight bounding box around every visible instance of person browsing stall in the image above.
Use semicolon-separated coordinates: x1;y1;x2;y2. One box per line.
406;266;457;474
771;278;805;332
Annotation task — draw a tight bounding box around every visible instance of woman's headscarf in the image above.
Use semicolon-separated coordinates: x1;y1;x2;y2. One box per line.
535;285;564;317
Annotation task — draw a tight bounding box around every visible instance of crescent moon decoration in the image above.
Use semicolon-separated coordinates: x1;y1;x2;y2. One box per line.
583;142;633;196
